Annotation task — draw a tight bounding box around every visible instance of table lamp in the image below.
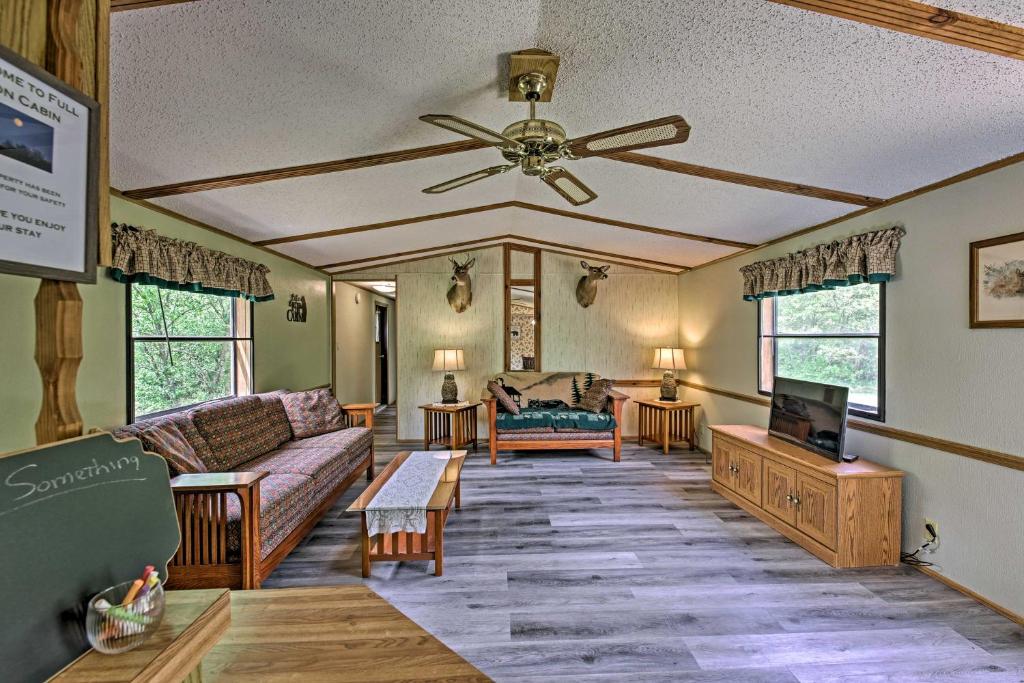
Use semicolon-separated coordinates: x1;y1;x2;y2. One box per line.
432;349;465;403
653;348;686;401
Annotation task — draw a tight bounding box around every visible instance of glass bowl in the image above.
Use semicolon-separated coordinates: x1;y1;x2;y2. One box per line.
85;579;165;654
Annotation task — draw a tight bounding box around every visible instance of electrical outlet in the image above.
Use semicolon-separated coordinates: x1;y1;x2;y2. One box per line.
923;518;939;553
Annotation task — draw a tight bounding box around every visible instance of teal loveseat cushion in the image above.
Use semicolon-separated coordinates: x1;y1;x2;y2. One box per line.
496;409;616;432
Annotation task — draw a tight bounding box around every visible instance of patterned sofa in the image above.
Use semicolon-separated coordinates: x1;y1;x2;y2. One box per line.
114;389;374;589
481;372;628;464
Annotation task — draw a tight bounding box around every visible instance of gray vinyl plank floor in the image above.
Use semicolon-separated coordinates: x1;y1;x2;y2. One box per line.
264;407;1024;682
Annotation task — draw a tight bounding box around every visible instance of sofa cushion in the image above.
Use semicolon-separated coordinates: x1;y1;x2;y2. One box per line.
225;473;316;561
256;390;293;447
134;421;208;477
578;379;614;413
114;412;213;476
481;372;604;408
240;428;372;483
189;395;280;471
280;388;346;438
496;409;616;432
487;380;520;415
497;431;614;441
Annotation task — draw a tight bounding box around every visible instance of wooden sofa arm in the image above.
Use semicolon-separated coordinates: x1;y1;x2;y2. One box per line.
169;471;267;589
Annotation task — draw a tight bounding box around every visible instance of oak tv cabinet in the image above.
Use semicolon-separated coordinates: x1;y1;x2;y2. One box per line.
710;425;903;568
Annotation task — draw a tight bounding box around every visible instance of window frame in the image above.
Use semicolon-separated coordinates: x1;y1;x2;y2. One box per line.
756;283;886;422
126;285;255;422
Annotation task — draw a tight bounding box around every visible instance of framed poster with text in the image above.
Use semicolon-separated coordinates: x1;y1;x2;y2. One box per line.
0;43;99;283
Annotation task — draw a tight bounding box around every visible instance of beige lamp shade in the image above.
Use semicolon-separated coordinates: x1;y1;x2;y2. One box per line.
431;349;465;372
653;347;686;371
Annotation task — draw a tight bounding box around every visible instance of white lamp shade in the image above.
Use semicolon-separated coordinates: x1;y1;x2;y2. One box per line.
653;347;686;371
432;349;465;372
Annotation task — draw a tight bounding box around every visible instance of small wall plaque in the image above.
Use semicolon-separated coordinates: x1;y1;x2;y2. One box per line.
286;294;307;322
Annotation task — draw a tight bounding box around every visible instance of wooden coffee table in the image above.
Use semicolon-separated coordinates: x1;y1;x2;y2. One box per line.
348;450;466;577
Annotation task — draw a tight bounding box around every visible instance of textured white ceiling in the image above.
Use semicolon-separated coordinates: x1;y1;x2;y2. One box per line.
109;0;1024;269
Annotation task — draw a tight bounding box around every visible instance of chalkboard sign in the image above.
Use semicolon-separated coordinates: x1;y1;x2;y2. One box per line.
0;433;180;683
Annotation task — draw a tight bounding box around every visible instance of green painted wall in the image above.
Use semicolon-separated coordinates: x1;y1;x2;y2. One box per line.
0;194;331;454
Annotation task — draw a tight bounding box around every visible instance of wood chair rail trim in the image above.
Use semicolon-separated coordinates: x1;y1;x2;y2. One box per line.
679;379;1024;472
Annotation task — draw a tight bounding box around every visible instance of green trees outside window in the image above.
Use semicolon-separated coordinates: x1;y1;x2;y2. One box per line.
128;285;253;420
759;284;884;419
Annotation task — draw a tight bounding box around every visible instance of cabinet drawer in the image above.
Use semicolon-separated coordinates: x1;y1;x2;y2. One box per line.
796;475;837;549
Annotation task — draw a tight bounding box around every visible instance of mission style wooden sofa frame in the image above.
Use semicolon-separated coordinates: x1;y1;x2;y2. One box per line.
482;390;628;464
166;403;376;590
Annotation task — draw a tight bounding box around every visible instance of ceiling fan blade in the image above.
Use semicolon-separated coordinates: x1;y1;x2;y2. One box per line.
422;164;515;194
563;115;690;158
542;167;597;206
420;115;525;153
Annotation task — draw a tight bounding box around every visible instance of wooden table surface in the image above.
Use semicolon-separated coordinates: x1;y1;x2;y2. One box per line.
53;589;230;683
201;586;489;682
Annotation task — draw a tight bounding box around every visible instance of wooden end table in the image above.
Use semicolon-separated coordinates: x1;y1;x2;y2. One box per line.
636;399;700;454
419;402;480;452
348;451;466;577
342;402;379;430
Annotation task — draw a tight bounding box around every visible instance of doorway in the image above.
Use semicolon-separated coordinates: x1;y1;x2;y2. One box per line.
375;303;389;405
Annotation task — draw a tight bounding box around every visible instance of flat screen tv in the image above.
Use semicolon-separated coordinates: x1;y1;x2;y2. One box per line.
769;376;849;462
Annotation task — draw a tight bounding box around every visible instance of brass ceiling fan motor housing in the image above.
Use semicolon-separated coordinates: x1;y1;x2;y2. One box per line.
500;118;567;164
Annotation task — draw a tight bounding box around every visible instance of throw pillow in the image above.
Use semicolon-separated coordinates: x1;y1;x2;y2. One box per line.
189;395;278;470
280;388;347;438
578;379;614;413
135;421;208;477
257;390;293;446
488;380;520;415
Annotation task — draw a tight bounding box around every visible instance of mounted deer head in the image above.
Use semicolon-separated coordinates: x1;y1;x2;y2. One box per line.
575;261;609;308
447;257;475;313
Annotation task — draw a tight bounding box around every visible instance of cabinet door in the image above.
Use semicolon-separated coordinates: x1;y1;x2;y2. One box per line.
762;460;797;526
796;475;837;549
712;439;734;488
732;448;762;506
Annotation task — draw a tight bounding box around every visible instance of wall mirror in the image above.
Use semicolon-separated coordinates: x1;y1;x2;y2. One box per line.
504;244;541;371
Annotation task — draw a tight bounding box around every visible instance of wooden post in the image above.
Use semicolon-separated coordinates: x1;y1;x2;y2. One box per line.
34;282;84;443
34;0;86;445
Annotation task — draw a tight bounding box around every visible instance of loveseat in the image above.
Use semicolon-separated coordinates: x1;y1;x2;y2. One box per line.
482;372;628;464
114;388;374;589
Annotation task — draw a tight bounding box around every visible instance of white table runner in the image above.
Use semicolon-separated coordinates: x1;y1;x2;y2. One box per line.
365;451;452;536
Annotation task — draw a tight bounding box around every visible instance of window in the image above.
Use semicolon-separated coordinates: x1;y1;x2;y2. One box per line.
127;285;253;420
758;284;884;420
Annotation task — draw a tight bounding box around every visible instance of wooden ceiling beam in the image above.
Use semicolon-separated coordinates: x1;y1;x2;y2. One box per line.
254;202;516;246
608;152;884;207
510;202;757;249
325;234;685;275
111;0;202;10
768;0;1024;60
320;235;511;270
255;201;755;250
121;140;488;199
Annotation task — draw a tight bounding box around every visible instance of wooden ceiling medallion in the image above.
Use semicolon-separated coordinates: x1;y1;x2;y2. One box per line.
768;0;1024;60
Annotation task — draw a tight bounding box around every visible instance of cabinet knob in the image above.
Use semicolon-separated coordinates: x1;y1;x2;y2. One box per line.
792;496;801;506
785;494;793;502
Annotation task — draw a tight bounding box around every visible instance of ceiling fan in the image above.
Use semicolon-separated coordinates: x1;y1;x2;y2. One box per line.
419;69;690;206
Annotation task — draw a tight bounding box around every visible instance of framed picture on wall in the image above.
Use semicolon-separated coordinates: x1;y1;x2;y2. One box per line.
970;230;1024;328
0;43;100;283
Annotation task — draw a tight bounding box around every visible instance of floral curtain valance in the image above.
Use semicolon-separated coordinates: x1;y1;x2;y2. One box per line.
740;225;906;301
109;223;275;301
